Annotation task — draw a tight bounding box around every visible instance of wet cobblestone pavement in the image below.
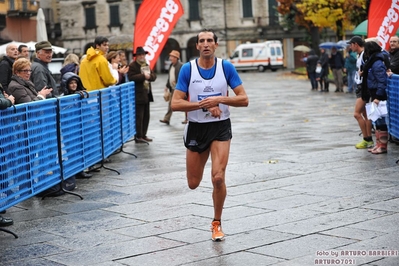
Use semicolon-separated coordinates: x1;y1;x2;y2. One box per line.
1;71;398;266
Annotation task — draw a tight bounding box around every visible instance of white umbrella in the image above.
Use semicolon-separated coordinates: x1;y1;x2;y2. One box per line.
25;41;67;54
293;45;311;53
336;40;349;48
36;8;48;42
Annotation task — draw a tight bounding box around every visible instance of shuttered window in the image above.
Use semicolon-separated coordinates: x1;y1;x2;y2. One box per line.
85;7;96;29
189;0;200;21
242;0;253;18
109;5;120;26
269;0;279;26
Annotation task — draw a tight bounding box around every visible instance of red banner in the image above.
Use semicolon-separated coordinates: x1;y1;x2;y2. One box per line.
368;0;399;50
133;0;184;70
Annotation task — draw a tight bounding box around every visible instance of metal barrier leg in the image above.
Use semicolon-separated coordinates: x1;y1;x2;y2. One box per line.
41;179;84;200
87;160;120;175
111;144;138;158
92;91;122;175
0;228;18;238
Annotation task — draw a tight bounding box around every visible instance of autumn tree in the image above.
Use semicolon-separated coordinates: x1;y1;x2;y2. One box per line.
277;0;368;50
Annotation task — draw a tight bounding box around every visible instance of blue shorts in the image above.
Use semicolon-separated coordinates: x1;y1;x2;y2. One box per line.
184;119;232;153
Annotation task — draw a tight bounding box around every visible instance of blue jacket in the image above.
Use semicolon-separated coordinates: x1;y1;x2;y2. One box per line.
367;52;387;100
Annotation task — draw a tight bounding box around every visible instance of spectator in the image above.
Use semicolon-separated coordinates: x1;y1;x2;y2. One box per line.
319;48;330;92
306;49;319;91
386;36;399;144
0;43;19;93
329;47;345;92
80;42;94;62
127;46;157;143
117;50;129;84
361;41;389;154
315;61;325;90
106;51;120;83
349;36;374;149
79;36;117;91
60;72;93;179
60;71;86;96
106;51;129;85
0;85;14;108
160;50;183;125
344;46;357;93
18;44;30;60
60;53;80;78
388;35;399;75
0;86;14;227
30;41;58;97
117;50;128;66
8;58;52;104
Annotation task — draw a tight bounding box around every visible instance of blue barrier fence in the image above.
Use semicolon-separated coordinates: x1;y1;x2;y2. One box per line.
388;75;399;139
0;82;135;212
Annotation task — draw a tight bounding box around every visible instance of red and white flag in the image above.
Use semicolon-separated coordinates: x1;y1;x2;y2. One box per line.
368;0;399;50
133;0;184;70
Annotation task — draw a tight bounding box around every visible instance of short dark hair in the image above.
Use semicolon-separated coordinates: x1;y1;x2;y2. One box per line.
196;29;218;44
18;44;28;53
83;42;94;54
94;36;109;47
349;36;364;47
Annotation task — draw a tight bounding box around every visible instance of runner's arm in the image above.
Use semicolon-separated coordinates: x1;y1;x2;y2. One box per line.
199;85;248;109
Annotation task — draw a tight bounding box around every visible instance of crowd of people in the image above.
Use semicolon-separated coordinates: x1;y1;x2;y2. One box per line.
0;37;159;228
305;35;398;154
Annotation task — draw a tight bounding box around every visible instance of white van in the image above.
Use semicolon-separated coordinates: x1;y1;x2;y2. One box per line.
228;41;284;72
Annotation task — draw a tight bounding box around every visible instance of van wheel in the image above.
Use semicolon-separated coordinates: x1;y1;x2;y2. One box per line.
271;68;277;72
257;65;265;72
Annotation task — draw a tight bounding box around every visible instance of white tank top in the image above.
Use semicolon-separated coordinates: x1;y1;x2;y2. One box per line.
188;58;230;123
354;51;364;85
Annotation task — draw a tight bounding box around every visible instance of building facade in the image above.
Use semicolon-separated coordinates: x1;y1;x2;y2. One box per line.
57;0;307;71
0;0;309;70
0;0;39;43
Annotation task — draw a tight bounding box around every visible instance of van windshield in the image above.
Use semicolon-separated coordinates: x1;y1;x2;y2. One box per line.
230;51;239;59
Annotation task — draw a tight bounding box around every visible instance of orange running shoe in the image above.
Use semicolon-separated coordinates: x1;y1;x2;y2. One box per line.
211;221;225;241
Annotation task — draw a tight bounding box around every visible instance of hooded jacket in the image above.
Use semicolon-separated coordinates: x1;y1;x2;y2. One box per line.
78;47;117;91
61;72;85;95
363;52;387;100
60;63;79;79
